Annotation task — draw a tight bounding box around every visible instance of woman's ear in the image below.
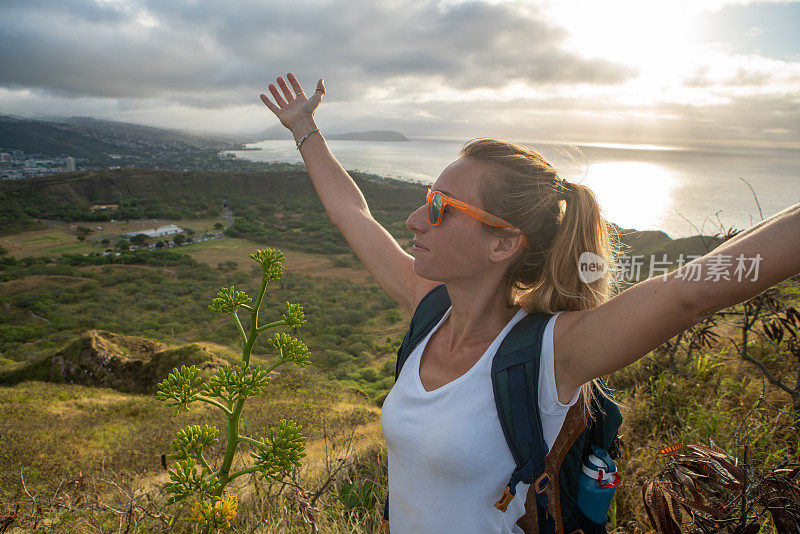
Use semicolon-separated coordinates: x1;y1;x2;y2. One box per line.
487;234;525;263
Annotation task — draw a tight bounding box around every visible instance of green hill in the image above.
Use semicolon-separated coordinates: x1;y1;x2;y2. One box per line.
0;115;245;158
0;115;136;157
0;167;426;253
0;329;234;393
0;167;723;259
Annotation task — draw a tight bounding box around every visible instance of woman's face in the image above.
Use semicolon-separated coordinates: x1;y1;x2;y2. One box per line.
406;157;498;282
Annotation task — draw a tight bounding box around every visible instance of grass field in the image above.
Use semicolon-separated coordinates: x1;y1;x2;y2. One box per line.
0;370;387;533
0;217;227;258
2;210;799;532
180;237;369;282
0;219;371;283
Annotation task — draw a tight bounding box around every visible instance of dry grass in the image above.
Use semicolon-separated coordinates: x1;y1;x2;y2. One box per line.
180;237;368;282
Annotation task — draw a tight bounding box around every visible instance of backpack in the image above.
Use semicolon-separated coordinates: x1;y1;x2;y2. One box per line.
381;284;623;534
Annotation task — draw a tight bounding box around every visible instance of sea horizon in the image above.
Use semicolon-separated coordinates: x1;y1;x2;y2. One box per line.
231;136;799;241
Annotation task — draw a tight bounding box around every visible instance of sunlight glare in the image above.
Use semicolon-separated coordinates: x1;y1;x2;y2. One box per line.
582;161;676;232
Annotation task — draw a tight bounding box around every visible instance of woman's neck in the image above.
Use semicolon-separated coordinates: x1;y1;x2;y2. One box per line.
441;280;519;353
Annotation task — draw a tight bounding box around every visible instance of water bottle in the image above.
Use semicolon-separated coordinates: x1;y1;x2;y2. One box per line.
576;445;619;524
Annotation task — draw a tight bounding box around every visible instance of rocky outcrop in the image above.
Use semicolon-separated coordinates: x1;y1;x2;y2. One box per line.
48;330;229;394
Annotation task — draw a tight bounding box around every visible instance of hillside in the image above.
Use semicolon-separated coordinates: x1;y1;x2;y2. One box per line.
0;167;724;259
0;329;233;393
51;116;249;148
326;130;409;142
256;124;409;142
0;114;244;158
0;175;797;531
0;115;138;158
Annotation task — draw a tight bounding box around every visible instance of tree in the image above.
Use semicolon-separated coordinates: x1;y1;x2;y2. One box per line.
173;234;186;246
214;222;224;231
156;240;165;249
101;238;111;246
131;233;150;246
115;239;130;251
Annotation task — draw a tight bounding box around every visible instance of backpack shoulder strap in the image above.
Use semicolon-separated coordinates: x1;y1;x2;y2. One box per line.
394;284;451;381
491;312;554;516
383;283;450;528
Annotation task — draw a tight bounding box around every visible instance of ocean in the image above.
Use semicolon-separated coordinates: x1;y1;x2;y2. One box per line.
231;137;799;240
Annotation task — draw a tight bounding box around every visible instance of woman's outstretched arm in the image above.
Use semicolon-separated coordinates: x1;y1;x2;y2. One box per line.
555;202;800;396
259;73;438;312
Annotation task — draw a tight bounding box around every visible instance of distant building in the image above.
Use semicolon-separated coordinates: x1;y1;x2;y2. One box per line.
89;203;119;212
122;224;183;239
64;157;75;172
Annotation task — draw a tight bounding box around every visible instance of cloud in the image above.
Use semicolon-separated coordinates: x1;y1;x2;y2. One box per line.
681;49;800;90
0;0;796;147
0;0;633;104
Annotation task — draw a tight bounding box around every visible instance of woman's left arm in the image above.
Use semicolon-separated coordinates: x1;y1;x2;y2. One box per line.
557;202;800;390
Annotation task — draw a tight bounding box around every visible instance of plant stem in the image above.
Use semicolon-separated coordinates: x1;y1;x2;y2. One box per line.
232;311;247;347
227;465;262;482
196;452;212;473
237;435;270;449
215;272;270;496
196;396;233;416
263;358;285;376
256;320;284;333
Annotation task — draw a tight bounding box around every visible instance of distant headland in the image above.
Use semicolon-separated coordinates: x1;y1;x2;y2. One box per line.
256;124;409;142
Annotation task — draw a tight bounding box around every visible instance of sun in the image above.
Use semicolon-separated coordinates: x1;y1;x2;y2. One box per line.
540;0;703;98
582;161;677;233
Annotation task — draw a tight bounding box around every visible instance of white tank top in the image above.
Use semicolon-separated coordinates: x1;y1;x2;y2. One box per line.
380;307;579;533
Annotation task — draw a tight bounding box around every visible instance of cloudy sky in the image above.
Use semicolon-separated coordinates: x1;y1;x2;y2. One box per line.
1;0;799;147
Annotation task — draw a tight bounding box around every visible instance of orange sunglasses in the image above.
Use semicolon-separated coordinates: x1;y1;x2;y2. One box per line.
426;188;529;247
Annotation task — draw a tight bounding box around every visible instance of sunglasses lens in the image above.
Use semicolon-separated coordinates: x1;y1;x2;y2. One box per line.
429;192;442;225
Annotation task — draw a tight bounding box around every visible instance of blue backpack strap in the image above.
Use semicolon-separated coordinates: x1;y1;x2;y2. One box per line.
394;284;451;381
491;312;553;519
384;283;451;526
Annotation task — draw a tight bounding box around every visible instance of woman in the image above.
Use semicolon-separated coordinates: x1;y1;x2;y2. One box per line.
260;73;800;533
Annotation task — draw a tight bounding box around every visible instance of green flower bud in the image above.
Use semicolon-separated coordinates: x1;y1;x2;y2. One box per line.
267;333;311;366
283;302;306;329
208;286;252;314
250;420;307;481
249;248;285;281
156;365;202;414
165;458;222;505
170;424;220;461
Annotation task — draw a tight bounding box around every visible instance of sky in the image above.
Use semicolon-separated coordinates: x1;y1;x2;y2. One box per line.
1;0;799;148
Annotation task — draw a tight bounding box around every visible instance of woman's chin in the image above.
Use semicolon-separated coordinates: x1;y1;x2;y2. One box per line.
412;258;436;281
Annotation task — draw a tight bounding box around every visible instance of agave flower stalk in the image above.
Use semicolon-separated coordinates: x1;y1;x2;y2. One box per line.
156;248;310;516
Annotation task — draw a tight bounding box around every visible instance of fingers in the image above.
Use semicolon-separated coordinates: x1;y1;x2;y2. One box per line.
259;93;280;114
261;74;324;113
307;79;325;109
268;83;287;107
276;76;295;101
287;73;305;96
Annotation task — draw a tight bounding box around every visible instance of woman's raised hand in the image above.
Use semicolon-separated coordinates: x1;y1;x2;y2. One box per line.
260;73;325;133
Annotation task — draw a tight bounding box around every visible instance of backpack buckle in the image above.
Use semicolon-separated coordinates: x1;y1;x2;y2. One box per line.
533;472;550;493
494;486;514;512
